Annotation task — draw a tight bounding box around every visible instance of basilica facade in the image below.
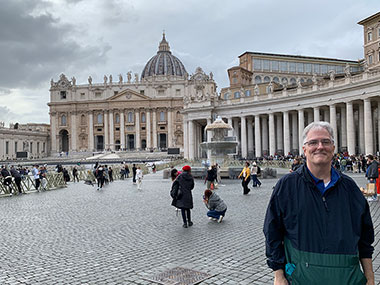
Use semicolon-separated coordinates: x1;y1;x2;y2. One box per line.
48;34;216;154
182;11;380;159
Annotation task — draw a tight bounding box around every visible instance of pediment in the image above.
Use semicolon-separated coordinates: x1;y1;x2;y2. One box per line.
107;89;151;101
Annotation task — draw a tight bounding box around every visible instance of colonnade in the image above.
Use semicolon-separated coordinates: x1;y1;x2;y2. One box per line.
184;98;380;159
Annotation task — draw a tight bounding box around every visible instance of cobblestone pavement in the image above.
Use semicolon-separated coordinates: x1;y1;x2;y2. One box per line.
0;171;379;284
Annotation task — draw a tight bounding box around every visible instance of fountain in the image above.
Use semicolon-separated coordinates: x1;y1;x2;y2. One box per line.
200;116;238;166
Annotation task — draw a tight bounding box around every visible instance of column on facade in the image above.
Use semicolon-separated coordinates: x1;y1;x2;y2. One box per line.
233;118;240;155
247;117;254;157
364;98;374;154
167;109;173;148
104;111;109;151
183;119;189;158
313;107;320;122
358;103;365;154
188;120;195;159
329;104;338;154
276;114;283;155
51;112;57;153
241;116;247;158
135;110;141;149
292;112;298;153
119;111;125;150
109;110;114;151
269;113;275;156
197;123;202;158
373;109;377;153
346;101;355;155
70;112;77;151
283;111;290;156
254;115;262;157
262;116;268;155
152;109;157;149
146;110;151;150
340;105;347;151
227;117;233;136
206;118;212;159
298;109;304;155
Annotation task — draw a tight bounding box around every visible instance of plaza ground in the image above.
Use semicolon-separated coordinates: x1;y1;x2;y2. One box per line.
0;170;379;284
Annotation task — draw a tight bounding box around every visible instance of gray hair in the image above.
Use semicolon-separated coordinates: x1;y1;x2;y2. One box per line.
302;121;335;145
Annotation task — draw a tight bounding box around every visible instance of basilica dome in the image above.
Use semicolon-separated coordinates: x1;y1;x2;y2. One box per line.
141;33;187;79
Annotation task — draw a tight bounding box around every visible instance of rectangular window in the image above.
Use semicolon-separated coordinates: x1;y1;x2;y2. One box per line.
313;64;320;74
80;93;85;97
30;142;33;153
368;32;372;42
176;89;181;96
262;60;270;71
253;59;262;70
15;142;17;152
60;91;66;99
289;62;296;72
297;63;304;73
140;90;144;95
280;61;288;72
43;142;45;153
369;55;373;65
114;91;118;95
5;141;9;155
320;65;328;74
37;142;40;153
378;28;380;38
336;65;344;73
95;92;101;97
304;63;312;73
271;60;279;71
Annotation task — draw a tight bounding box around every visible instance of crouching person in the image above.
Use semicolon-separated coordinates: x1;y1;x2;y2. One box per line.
203;189;227;223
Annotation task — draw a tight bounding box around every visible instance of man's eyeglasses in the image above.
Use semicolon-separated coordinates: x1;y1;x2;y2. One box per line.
304;139;334;147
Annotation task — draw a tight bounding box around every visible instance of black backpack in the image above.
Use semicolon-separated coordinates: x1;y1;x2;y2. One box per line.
257;166;261;175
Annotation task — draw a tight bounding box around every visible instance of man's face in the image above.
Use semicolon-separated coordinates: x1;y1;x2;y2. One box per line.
302;128;335;167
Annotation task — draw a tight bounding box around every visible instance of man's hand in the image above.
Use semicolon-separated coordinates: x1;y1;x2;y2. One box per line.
360;258;374;285
274;269;288;285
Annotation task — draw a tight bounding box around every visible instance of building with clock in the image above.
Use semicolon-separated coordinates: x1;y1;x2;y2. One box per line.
48;34;216;154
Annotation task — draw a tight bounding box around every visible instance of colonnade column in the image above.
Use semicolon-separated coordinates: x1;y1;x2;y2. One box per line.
276;114;283;155
183;119;189;158
104;111;109;151
254;115;262;157
109;110;114;151
346;102;355;155
50;112;57;153
188;120;195;159
262;116;268;155
167;109;173;148
206;118;212;159
135;110;141;150
269;113;275;156
329;104;338;154
364;99;374;154
71;112;77;151
358;103;365;154
241;116;247;158
152;110;157;149
313;107;320;122
233;118;240;155
120;111;125;150
340;105;347;151
227;117;233;136
298;109;304;155
283;111;290;156
146;110;151;150
247;117;254;157
292;112;298;153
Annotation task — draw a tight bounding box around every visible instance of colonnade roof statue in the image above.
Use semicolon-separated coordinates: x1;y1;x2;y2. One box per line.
141;32;187;79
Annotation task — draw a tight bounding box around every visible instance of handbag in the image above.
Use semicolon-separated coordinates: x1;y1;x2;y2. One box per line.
366;183;376;196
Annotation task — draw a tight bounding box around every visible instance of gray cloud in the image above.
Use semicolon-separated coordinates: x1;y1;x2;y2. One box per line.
0;0;110;89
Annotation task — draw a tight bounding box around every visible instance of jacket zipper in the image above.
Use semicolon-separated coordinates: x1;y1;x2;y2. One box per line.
305;262;353;269
322;196;329;211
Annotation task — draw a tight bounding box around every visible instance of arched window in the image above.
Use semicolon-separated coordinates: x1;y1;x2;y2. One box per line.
264;76;271;83
81;114;86;125
224;93;229;100
141;112;146;123
255;76;262;84
290;78;296;85
245;90;251;97
306;78;313;84
176;111;181;121
234;91;240;99
97;114;103;124
115;114;120;124
273;77;280;84
300;78;305;83
160;111;165;122
128;112;133;123
282;77;288;85
61;115;67;126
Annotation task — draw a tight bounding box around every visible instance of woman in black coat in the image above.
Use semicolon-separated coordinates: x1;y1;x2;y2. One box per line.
170;165;194;228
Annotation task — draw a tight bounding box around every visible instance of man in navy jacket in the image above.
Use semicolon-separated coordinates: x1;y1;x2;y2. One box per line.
264;122;374;285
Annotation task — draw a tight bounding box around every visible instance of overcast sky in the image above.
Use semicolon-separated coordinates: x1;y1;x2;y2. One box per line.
0;0;378;125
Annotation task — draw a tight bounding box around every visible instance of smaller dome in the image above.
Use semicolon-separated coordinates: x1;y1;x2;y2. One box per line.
141;33;187;79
